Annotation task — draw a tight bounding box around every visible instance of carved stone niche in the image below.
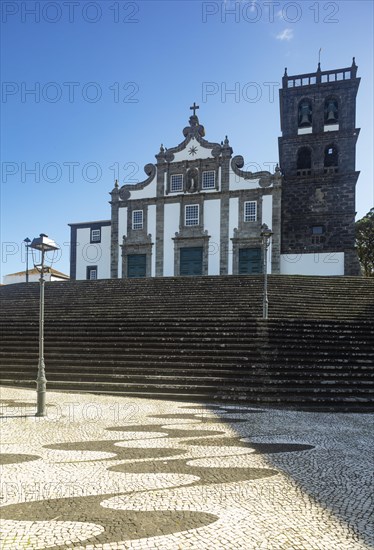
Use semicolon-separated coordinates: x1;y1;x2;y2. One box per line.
186;168;199;193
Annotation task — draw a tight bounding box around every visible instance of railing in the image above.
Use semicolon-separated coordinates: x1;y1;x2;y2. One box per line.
283;60;358;89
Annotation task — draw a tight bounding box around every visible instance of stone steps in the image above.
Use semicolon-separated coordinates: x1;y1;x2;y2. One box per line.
1;275;373;410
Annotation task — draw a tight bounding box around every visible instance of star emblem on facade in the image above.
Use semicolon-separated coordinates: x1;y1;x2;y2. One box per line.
188;145;198;156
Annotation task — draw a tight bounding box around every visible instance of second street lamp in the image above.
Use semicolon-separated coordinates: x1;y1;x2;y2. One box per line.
24;237;31;283
260;224;273;319
30;234;59;417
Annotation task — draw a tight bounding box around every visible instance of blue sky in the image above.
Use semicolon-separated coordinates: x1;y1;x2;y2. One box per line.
1;0;373;278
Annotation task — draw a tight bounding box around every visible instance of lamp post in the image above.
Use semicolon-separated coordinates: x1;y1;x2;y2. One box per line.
260;224;273;319
24;238;31;283
30;234;59;417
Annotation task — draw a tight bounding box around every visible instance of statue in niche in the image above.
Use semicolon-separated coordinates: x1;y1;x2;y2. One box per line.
187;168;198;192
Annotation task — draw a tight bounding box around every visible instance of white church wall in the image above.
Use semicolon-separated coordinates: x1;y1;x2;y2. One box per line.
228;197;239;275
280;252;345;276
127;176;157;200
229;173;260;191
148;205;157;276
163;203;180;276
204;199;221;275
262;195;272;228
76;226;111;280
172;138;213;162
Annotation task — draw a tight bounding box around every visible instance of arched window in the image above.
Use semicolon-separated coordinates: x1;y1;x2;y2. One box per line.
297;147;312;175
324;144;339;172
324;97;339;124
298;99;312;127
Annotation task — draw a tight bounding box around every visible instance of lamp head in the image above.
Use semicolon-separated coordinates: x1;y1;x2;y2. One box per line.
30;233;59;252
260;224;273;239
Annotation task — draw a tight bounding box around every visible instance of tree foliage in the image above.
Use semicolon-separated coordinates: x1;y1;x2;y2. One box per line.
356;208;374;277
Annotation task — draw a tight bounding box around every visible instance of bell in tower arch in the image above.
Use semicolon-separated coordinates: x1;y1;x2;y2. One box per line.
298;100;312;127
325;98;338;124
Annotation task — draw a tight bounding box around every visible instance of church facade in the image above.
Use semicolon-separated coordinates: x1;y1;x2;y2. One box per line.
69;60;361;280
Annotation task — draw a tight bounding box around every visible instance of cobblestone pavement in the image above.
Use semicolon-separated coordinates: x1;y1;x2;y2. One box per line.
0;387;373;550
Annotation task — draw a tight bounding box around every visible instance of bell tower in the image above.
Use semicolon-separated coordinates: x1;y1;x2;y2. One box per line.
278;58;361;275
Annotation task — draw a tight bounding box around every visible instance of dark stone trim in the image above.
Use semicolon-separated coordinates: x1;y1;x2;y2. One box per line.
110;202;119;279
69;225;77;280
231;156;273;187
219;194;230;275
271;178;282;274
155;202;164;276
68;221;111;229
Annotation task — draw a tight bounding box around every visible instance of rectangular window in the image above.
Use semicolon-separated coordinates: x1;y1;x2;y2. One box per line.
244;201;257;222
185;204;199;226
90;228;101;243
132;210;143;230
202;170;215;189
311;226;325;245
170;174;183;192
87;266;97;280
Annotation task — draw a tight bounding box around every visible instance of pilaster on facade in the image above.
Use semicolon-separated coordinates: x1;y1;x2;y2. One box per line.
110;181;120;279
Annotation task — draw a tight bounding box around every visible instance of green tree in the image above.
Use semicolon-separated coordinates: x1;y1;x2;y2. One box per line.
356;208;374;276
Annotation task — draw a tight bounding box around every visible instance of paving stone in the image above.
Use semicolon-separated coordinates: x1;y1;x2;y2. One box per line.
0;387;373;549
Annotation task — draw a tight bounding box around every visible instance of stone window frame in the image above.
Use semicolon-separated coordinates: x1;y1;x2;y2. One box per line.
90;228;101;243
185;204;199;227
311;225;326;245
244;200;257;222
296;146;312;176
202;170;215;190
170;173;183;193
132;210;144;230
323;143;339;173
121;238;153;279
173;234;210;277
231;237;263;276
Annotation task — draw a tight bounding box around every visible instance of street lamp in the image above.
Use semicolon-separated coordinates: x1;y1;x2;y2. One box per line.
30;233;59;417
260;223;273;319
24;238;31;283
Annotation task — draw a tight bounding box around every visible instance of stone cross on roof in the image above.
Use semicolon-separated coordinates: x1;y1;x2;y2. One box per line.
190;102;199;116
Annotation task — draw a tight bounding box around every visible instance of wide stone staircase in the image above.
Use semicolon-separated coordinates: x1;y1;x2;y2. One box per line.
0;275;373;410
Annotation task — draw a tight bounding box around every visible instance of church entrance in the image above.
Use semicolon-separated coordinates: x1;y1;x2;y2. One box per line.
238;248;262;274
180;247;203;276
127;254;147;278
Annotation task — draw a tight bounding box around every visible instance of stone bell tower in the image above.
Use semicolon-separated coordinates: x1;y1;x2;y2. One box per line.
278;58;361;275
